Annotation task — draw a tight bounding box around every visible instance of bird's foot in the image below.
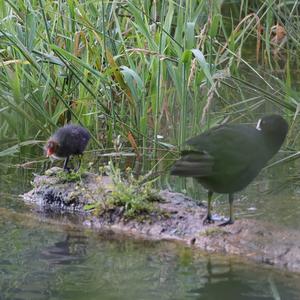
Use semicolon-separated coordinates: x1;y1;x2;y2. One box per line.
73;163;81;172
203;215;215;225
218;219;234;226
63;167;71;173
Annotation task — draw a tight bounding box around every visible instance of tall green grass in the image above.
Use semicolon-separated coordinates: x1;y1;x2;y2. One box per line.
0;0;299;175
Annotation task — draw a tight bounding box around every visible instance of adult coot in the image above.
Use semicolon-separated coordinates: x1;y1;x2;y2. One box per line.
45;124;91;171
170;115;288;226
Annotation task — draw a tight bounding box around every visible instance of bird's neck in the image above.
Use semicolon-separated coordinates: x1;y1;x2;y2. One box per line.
262;132;285;154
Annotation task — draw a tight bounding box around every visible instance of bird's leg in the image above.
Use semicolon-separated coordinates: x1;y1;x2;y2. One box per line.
74;154;82;172
219;193;235;226
63;156;70;172
203;190;215;225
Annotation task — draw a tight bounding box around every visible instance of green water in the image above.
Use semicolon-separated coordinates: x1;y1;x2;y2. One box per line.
1;208;300;300
1;170;300;300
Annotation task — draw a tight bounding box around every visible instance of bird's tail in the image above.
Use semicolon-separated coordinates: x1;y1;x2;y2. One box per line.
170;150;214;177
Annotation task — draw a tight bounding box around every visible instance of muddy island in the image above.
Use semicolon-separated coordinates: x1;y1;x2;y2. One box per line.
22;167;300;273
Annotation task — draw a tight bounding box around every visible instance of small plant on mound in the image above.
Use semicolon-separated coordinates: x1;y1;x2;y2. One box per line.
44;166;85;182
84;161;163;220
57;169;83;182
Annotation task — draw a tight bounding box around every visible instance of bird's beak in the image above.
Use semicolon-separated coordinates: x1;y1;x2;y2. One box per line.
46;148;52;157
256;119;262;131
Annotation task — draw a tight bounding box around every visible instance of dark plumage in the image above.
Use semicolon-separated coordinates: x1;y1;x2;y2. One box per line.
171;114;288;226
45;124;91;171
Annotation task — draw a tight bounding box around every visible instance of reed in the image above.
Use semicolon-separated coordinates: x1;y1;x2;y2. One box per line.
0;0;298;176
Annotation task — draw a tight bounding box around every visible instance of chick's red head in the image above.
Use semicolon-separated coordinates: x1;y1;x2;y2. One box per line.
45;140;59;157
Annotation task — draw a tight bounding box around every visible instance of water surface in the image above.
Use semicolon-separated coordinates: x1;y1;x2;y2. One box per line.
1;170;300;300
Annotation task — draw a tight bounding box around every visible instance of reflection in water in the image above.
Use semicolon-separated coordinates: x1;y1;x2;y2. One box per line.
39;234;88;265
189;259;282;300
1;219;300;300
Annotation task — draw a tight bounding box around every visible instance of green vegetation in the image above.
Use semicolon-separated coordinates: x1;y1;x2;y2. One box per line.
55;167;83;182
84;161;163;220
0;0;299;179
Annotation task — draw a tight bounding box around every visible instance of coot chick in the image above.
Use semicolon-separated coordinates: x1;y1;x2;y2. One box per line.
170;115;288;226
45;124;91;171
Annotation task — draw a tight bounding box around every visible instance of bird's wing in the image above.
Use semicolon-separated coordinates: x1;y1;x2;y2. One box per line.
186;124;248;149
186;124;264;176
170;150;214;177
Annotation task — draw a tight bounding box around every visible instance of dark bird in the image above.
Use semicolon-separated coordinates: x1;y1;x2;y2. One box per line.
45;124;91;171
170;114;288;226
